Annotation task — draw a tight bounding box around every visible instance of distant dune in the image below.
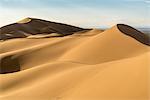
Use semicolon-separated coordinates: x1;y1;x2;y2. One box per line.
0;18;149;100
0;18;86;40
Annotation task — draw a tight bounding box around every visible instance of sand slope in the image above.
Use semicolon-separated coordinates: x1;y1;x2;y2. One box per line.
0;22;150;100
0;18;86;40
60;25;149;64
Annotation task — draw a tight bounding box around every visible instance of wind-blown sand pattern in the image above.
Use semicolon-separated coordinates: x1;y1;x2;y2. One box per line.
0;18;150;100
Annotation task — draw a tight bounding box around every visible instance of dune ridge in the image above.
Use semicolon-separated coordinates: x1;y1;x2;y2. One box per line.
0;18;86;40
60;25;149;64
0;19;150;100
117;24;150;46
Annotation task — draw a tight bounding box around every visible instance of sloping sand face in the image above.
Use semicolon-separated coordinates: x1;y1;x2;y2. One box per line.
0;18;85;40
60;25;149;64
117;24;150;46
0;22;149;100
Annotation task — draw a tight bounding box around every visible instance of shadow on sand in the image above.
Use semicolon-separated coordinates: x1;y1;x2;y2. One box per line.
0;55;20;74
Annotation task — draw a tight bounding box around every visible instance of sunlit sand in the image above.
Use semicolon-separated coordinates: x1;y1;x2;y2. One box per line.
0;18;149;100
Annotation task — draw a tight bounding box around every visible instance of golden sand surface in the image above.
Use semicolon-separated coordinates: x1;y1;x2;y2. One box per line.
0;23;149;100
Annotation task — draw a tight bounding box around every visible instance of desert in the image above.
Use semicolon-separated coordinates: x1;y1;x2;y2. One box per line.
0;17;150;100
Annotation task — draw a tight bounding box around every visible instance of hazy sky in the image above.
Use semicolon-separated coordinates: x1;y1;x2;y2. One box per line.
0;0;149;28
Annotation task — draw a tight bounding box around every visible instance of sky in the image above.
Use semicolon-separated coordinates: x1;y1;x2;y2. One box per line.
0;0;149;28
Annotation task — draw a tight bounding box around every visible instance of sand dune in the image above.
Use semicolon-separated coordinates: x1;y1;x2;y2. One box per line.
60;24;149;64
0;19;150;100
0;18;86;40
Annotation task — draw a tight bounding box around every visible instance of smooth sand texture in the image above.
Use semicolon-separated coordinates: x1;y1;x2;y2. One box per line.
0;23;150;100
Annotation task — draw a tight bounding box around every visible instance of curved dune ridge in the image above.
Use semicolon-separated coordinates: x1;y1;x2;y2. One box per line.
0;19;150;100
60;24;149;64
117;24;150;46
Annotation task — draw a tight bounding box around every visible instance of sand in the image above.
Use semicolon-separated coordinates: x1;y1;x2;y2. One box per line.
0;18;85;40
0;19;150;100
17;18;32;24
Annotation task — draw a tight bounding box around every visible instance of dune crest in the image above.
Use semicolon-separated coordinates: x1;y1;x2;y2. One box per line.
0;19;149;100
117;24;150;46
17;17;32;24
60;25;149;64
0;18;85;40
